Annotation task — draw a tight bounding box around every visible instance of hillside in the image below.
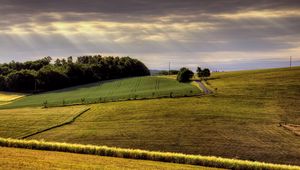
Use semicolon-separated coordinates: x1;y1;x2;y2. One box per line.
0;147;219;170
0;106;85;139
26;67;300;165
0;67;299;166
0;76;201;109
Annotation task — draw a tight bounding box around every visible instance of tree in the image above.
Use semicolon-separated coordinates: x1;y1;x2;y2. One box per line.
54;59;62;66
203;68;211;78
0;55;150;92
0;75;6;90
6;70;37;92
37;66;69;91
196;67;210;79
196;67;203;78
177;67;194;82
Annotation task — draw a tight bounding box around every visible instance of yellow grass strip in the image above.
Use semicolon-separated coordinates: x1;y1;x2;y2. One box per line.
0;91;26;102
0;138;299;170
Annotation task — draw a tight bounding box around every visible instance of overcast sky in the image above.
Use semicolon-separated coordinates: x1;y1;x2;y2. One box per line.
0;0;300;70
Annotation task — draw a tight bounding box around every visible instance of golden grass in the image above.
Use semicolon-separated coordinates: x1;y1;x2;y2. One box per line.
0;91;25;102
0;106;86;139
0;147;217;170
0;138;299;170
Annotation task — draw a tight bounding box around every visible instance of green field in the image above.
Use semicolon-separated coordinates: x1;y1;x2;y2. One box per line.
0;67;299;167
0;147;220;170
25;67;300;166
0;76;200;109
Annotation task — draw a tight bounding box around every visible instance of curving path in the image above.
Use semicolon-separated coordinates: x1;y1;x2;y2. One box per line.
195;80;213;94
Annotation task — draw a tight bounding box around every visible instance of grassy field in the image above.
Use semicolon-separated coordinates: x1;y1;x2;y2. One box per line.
0;76;200;109
25;67;300;166
0;147;219;170
0;106;85;139
2;138;300;170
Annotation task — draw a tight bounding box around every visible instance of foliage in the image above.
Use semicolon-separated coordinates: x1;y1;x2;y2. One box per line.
177;67;194;82
0;138;299;170
0;75;6;91
157;70;179;75
203;68;211;77
6;70;37;92
37;66;70;91
197;67;210;78
0;55;150;92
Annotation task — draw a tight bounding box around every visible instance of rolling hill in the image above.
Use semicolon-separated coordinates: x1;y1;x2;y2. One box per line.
0;67;299;167
29;67;300;165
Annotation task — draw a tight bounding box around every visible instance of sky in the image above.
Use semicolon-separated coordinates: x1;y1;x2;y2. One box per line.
0;0;300;71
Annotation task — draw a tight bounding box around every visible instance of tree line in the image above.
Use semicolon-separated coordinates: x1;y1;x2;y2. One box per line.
157;70;179;75
0;55;150;92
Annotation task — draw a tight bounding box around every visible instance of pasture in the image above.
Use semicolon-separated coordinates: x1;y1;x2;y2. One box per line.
0;147;218;170
1;138;300;170
0;76;201;109
0;106;85;139
26;67;300;165
0;67;299;167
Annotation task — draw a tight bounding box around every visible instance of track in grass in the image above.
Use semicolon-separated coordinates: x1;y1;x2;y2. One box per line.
0;106;85;139
0;76;201;109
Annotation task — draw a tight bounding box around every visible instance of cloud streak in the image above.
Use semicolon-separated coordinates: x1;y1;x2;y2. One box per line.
0;0;299;70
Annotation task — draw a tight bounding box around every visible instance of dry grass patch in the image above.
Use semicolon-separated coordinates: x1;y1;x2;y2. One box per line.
0;91;25;102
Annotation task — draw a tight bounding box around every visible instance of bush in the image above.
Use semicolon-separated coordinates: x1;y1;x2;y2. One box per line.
177;68;194;82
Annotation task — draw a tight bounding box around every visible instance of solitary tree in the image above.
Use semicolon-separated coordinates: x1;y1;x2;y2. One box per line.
177;67;194;82
203;68;211;78
196;67;203;78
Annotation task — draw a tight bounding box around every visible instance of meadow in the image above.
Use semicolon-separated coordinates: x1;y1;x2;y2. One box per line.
0;147;217;170
1;138;299;170
0;67;299;168
0;106;85;139
0;76;200;109
26;67;300;165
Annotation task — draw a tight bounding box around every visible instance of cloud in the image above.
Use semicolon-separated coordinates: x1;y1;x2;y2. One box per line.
0;0;299;70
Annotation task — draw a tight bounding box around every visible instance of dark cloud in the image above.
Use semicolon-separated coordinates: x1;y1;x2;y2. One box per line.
1;0;300;20
0;0;300;70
